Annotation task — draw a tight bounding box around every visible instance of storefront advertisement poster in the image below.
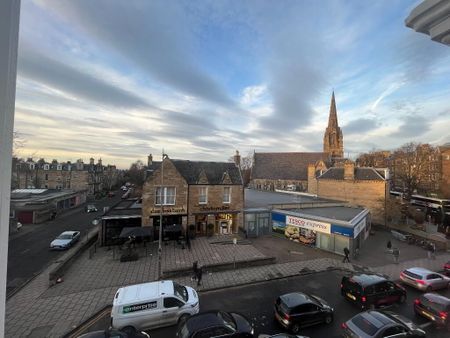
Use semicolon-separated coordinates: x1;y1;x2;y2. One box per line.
285;225;316;246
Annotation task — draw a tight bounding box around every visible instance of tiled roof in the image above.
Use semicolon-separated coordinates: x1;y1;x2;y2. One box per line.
171;160;242;185
252;152;330;180
318;167;385;181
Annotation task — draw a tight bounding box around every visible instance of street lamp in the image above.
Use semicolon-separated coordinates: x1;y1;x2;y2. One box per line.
157;151;168;280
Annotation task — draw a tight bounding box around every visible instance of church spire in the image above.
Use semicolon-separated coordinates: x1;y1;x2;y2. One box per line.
323;91;344;158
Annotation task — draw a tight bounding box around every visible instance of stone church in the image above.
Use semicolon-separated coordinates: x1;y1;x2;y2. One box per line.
249;92;343;192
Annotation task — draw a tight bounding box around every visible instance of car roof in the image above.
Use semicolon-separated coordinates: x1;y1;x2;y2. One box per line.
115;280;174;305
184;311;227;332
60;231;78;235
422;293;450;305
279;292;315;307
360;310;395;328
349;274;386;287
404;267;433;275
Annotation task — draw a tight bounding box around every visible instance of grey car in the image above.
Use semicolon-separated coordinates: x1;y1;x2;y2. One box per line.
342;310;425;338
50;231;80;250
400;267;450;291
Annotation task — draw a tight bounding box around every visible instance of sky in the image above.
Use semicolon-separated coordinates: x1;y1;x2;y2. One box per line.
14;0;450;169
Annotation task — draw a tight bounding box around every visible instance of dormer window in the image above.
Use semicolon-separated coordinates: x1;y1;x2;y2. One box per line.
57;164;62;170
44;164;49;170
29;163;35;170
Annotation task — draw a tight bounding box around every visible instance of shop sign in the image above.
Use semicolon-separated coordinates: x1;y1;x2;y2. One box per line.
286;215;330;234
331;224;353;238
199;205;230;212
353;219;366;238
149;207;186;214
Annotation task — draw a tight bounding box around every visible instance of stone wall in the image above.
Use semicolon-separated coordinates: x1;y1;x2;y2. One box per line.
249;178;308;192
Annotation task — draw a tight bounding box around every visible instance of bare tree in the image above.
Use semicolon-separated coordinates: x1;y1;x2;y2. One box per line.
228;151;253;187
125;160;145;187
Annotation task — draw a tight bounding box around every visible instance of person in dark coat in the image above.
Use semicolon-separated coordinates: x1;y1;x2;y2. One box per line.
343;247;350;263
387;240;392;250
196;265;203;286
191;261;198;282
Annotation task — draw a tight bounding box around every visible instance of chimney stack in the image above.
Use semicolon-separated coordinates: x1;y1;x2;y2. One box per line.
89;157;94;165
233;150;241;168
344;160;355;180
148;154;153;167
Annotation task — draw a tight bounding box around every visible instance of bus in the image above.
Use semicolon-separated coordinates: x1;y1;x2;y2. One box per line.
410;194;450;227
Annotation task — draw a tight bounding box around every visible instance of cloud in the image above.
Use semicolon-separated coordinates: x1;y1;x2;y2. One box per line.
38;0;236;109
18;46;149;109
391;115;431;138
343;118;380;135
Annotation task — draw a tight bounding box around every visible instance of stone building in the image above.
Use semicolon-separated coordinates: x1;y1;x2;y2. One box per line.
439;144;450;198
12;157;118;196
142;156;244;238
308;160;389;224
249;91;343;192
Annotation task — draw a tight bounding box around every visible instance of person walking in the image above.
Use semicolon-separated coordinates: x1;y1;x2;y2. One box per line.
427;243;432;259
431;242;436;259
387;240;392;250
196;265;203;287
393;247;400;264
343;247;350;263
191;261;198;282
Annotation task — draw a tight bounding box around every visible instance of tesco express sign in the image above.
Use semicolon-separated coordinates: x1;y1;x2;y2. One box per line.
286;215;331;234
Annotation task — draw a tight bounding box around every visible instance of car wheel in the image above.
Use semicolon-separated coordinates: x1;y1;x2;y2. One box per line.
324;315;333;324
399;295;406;304
122;326;136;335
178;313;190;325
291;324;301;334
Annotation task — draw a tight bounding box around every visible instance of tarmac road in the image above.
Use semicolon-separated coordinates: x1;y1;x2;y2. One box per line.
146;270;450;338
6;192;122;297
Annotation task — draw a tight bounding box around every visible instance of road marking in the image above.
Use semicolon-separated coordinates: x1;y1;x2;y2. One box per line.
20;249;30;254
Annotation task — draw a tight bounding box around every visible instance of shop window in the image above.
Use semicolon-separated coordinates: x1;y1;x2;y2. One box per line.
155;187;176;205
223;187;231;203
199;186;208;204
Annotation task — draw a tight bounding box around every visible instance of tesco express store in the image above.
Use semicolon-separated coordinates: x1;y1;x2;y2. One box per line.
271;206;370;257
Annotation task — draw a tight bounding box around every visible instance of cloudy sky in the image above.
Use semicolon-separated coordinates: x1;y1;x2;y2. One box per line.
15;0;450;168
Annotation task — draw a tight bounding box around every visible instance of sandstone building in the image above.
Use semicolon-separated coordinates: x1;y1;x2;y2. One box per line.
142;156;243;238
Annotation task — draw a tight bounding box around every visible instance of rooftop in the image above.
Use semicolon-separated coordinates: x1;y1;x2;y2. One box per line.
244;189;334;209
103;198;142;218
283;206;366;222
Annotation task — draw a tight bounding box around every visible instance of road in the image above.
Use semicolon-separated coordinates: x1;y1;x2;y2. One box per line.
146;270;450;338
6;192;122;297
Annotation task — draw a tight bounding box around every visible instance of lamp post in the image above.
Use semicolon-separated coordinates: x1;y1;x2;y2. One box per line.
157;151;167;280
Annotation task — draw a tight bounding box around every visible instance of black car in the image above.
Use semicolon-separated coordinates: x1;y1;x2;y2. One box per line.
176;311;254;338
341;274;406;309
77;328;149;337
274;292;334;334
414;293;450;330
342;310;426;338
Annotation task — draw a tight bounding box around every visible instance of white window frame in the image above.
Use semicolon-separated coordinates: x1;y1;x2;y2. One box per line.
44;164;49;170
155;186;176;206
199;186;208;204
57;164;62;170
223;187;231;204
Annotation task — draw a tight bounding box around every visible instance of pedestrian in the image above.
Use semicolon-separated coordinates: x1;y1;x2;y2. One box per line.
191;261;198;282
431;242;436;260
343;247;350;263
393;247;399;264
387;240;392;251
196;265;203;287
427;243;432;259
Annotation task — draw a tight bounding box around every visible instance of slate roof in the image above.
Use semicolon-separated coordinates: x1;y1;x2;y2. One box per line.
318;167;385;181
251;152;330;181
171;160;242;185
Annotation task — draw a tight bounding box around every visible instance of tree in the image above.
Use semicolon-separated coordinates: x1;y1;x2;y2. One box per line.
125;160;145;187
228;151;253;187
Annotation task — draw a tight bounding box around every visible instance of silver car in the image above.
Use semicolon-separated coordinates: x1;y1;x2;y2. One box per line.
50;231;80;250
400;267;450;291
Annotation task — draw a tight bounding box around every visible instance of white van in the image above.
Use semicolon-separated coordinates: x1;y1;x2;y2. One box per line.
111;280;199;331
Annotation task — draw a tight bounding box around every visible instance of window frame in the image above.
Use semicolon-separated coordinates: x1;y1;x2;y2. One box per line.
199;186;208;204
222;186;231;204
155;186;176;206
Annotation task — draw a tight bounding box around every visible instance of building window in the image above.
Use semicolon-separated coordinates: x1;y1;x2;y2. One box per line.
155;187;176;205
223;187;231;204
44;164;49;170
199;187;208;204
45;174;49;181
29;164;35;170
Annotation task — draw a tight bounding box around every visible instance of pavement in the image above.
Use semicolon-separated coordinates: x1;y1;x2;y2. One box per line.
5;228;450;338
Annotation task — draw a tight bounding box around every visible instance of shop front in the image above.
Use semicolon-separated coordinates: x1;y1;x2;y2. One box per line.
272;207;370;256
192;211;239;235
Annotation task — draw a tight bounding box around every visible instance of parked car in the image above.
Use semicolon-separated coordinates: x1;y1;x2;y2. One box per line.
444;261;450;276
274;292;333;334
111;280;199;332
414;293;450;330
341;274;406;309
77;327;149;338
85;204;98;213
176;310;254;338
258;334;309;338
342;310;426;338
400;267;450;291
50;231;80;250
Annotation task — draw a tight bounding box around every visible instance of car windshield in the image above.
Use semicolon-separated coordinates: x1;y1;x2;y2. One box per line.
218;311;236;331
173;282;188;302
344;278;362;295
351;315;379;336
57;234;73;240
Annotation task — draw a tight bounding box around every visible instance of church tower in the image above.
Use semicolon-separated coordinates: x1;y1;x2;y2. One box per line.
323;91;344;158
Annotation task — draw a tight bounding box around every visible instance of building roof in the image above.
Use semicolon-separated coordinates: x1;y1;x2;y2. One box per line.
318;167;385;181
171;159;242;185
252;152;330;181
244;189;335;209
284;205;366;222
103;198;142;218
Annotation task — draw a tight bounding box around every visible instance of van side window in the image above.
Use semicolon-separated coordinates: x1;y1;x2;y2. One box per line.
164;297;184;308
